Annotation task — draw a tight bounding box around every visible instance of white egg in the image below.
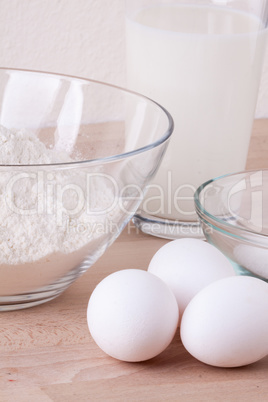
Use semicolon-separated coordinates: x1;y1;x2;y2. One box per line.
87;269;179;362
148;238;235;320
180;276;268;368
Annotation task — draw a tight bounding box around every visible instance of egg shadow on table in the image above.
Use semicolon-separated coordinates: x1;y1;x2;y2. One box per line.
125;329;268;376
118;330;190;370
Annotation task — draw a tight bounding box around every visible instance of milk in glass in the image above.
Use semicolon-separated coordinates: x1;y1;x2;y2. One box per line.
126;5;267;221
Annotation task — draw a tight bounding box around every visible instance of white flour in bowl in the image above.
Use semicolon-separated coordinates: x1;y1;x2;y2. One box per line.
0;125;68;164
0;126;122;294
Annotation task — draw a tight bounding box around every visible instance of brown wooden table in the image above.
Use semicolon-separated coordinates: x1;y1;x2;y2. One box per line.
1;120;268;402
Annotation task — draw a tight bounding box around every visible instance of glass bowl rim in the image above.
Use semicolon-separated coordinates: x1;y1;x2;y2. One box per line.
0;67;174;168
194;168;268;240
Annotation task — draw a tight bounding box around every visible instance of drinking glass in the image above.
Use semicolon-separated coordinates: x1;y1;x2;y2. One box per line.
125;0;268;239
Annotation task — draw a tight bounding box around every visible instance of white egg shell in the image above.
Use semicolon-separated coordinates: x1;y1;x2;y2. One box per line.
148;238;235;319
87;269;179;362
180;276;268;368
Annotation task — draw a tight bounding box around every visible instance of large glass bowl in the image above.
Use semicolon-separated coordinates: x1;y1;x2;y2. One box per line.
0;68;173;311
195;170;268;283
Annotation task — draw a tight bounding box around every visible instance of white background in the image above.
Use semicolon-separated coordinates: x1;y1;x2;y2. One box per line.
0;0;267;117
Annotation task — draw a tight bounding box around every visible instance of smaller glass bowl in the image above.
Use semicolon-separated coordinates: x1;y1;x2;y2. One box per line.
194;169;268;283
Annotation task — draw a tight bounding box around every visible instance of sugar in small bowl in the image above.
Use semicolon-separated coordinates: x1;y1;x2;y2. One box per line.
195;169;268;282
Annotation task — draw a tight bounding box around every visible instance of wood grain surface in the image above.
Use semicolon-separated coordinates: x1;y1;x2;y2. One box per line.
0;120;268;402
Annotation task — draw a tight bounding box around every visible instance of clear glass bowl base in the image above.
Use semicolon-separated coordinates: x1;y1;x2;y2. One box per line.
0;265;84;311
133;212;205;239
0;294;60;311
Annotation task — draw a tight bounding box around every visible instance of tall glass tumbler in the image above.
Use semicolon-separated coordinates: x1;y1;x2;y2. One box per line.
125;0;268;239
